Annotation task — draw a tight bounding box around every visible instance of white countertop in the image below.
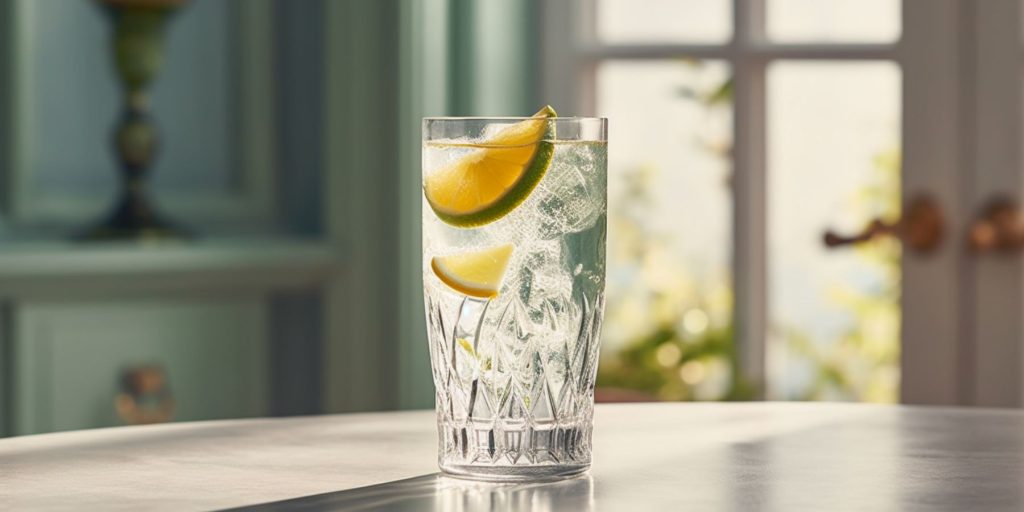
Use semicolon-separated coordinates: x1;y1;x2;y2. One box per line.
3;402;1023;511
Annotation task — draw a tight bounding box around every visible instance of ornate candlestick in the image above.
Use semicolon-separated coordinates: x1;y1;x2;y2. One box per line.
82;0;190;240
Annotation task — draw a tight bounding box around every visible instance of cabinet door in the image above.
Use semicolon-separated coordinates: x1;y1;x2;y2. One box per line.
13;297;268;435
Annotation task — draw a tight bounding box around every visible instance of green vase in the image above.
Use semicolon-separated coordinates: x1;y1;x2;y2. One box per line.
80;0;191;241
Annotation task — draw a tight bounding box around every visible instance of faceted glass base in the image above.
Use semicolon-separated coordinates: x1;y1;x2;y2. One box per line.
436;422;593;482
440;461;589;482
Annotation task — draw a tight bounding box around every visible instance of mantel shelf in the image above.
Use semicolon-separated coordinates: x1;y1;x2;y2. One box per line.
0;237;338;299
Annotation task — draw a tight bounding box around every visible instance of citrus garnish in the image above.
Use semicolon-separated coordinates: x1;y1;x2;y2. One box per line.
431;244;514;298
425;106;557;227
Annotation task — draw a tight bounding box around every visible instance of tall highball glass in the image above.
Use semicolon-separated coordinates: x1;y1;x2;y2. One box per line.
422;111;607;481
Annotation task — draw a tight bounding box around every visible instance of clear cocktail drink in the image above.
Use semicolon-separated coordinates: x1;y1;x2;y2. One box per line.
422;109;607;481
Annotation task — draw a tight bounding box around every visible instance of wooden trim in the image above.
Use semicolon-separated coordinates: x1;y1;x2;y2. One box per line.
899;0;969;405
0;0;13;217
469;1;535;115
0;238;334;300
968;0;1023;407
396;0;447;410
12;305;42;434
323;0;401;413
446;0;475;115
7;0;34;223
732;0;768;397
5;0;276;226
231;0;276;222
0;306;10;437
268;291;323;416
539;0;586;114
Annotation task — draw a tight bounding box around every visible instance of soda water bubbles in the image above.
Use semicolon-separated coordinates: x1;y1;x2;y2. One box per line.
534;143;608;240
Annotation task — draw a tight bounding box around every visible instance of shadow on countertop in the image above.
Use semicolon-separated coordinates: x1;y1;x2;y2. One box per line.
221;473;594;512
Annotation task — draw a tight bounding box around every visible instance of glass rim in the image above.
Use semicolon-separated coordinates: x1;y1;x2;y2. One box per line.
423;116;607;122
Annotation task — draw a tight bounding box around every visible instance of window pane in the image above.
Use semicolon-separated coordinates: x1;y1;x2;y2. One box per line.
766;0;900;43
767;61;901;402
596;0;731;44
596;60;742;401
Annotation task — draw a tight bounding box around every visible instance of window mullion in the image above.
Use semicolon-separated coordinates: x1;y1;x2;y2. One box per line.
579;44;896;61
732;0;769;397
735;0;767;46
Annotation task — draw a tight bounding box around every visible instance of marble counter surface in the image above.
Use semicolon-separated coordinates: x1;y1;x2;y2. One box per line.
3;403;1023;510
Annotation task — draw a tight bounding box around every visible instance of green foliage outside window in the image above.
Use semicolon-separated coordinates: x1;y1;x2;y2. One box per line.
596;66;900;402
780;149;900;402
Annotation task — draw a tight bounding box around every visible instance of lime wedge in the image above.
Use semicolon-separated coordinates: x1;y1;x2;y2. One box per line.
431;244;514;298
425;106;557;227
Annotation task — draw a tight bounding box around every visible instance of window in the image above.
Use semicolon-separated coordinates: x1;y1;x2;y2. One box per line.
543;0;902;401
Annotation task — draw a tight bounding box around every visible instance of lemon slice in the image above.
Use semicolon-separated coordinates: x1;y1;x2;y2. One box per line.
425;106;557;227
431;244;514;298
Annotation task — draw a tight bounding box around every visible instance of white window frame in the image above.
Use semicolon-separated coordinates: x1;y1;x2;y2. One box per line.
541;0;976;402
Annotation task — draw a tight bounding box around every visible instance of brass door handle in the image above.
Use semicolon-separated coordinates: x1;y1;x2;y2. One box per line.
968;198;1024;253
823;195;944;253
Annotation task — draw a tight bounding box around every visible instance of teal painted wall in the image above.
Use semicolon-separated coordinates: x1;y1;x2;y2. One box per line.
0;0;546;431
0;0;329;436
